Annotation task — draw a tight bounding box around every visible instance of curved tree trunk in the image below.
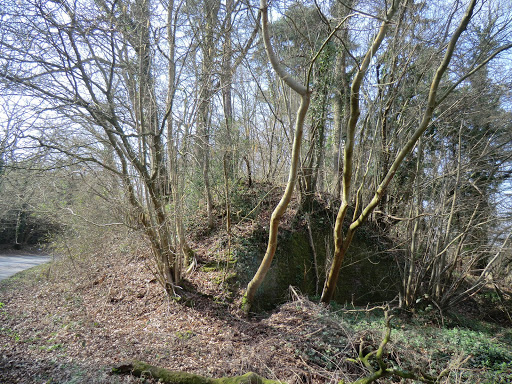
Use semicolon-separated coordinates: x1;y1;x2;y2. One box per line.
321;0;478;303
242;0;310;313
243;93;310;311
321;1;399;303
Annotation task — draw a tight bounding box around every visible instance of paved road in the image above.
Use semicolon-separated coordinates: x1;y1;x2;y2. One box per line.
0;254;51;281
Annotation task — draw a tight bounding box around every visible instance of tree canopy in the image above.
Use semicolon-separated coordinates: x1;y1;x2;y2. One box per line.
1;0;511;310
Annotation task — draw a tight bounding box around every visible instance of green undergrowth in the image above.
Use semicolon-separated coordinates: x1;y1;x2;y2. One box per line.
333;306;512;383
0;262;50;290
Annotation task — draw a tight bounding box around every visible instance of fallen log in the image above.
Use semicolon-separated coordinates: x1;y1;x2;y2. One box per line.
112;361;283;384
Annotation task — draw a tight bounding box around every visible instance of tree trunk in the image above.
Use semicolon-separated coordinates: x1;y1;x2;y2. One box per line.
221;0;235;180
243;0;311;312
321;0;478;303
197;0;220;229
112;361;282;384
243;93;310;311
321;2;399;303
332;0;353;199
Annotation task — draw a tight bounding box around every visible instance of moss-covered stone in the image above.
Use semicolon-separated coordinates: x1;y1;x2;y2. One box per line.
236;205;399;311
201;260;237;273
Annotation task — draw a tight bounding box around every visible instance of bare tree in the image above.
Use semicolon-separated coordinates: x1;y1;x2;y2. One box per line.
320;0;512;303
0;0;182;292
242;0;312;312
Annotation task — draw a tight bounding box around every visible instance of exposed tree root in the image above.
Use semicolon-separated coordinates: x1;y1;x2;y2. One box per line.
112;361;283;384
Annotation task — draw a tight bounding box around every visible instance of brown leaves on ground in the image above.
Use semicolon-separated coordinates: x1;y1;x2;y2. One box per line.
0;245;358;384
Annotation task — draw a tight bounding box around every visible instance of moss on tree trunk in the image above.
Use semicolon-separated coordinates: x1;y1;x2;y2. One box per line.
112;361;283;384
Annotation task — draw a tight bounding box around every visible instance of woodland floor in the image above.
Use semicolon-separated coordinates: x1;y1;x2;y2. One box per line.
1;200;511;383
1;241;512;384
0;241;362;384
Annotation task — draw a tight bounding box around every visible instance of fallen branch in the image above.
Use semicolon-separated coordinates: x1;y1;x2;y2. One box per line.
343;310;464;384
112;361;283;384
113;315;469;384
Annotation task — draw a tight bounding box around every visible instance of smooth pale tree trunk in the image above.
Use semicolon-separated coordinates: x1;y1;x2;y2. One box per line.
243;0;357;311
243;94;310;311
321;1;400;303
321;0;478;303
243;0;311;312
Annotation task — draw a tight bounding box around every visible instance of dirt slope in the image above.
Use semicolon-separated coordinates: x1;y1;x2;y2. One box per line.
0;248;359;384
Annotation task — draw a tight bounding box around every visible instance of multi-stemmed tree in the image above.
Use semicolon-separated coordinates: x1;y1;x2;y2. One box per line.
1;0;511;310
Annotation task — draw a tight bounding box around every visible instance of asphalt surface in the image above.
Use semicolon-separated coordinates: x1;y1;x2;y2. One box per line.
0;254;51;281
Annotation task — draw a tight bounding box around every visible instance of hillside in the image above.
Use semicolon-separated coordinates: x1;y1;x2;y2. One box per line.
1;188;511;383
